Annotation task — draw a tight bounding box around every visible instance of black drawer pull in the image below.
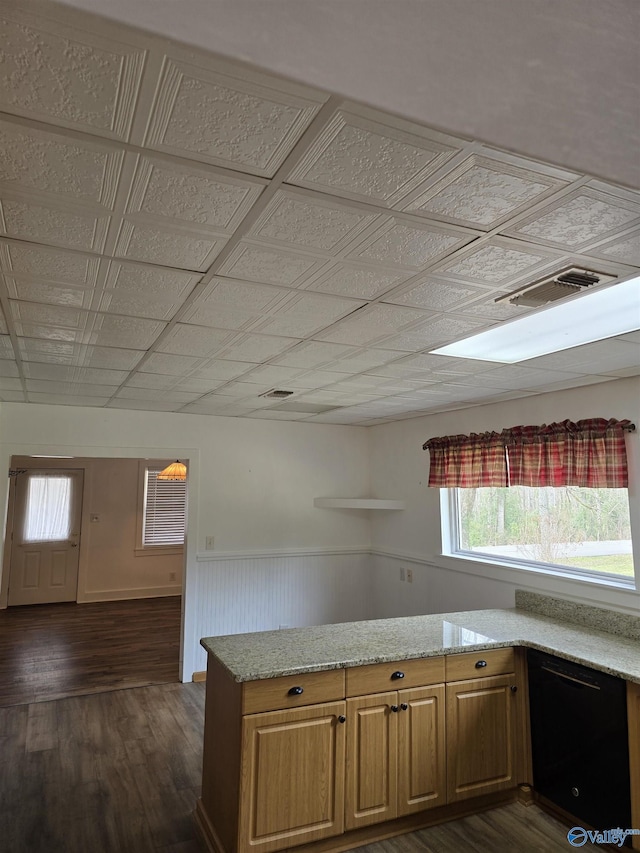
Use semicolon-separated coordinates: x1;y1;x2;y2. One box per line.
400;703;408;711
475;660;488;669
288;686;304;696
338;715;346;724
510;685;518;693
390;705;399;712
391;671;405;680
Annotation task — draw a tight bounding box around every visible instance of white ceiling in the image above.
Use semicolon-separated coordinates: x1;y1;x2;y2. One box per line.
0;0;639;425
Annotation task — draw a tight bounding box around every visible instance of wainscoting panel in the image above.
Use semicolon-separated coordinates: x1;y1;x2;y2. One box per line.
191;550;373;674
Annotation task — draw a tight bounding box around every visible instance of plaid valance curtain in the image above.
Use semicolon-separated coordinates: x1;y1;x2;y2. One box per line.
423;418;631;489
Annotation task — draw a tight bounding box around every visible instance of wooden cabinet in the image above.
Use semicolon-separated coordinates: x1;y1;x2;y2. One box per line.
446;664;518;802
238;701;346;853
628;681;640;852
345;680;446;830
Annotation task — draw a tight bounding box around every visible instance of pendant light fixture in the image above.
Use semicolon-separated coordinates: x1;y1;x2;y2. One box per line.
157;460;187;481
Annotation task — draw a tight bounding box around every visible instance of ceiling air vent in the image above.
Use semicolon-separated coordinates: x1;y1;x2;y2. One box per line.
261;389;295;399
497;267;617;309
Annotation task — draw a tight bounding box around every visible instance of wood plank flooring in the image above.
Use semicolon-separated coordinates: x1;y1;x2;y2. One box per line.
0;680;602;853
0;596;181;707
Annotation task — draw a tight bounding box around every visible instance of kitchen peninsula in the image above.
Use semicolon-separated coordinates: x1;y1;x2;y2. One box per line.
195;592;640;853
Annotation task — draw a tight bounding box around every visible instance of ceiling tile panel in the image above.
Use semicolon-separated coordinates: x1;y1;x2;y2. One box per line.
401;155;567;228
0;242;100;287
432;238;559;285
287;106;457;206
217;332;299;363
250;191;383;254
380;315;488;351
239;364;305;386
89;314;165;349
107;398;183;412
81;345;145;370
25;379;118;396
180;278;291;328
29;393;108;407
281;370;348;389
254;292;363;337
349;218;475;270
115;387;199;403
143;352;204;375
508;189;640;250
144;57;323;176
124;373;181;390
189;359;253;381
301;262;408;299
104;260;199;300
0;358;19;377
156;324;236;357
383;278;488;310
272;341;356;369
17;337;82;364
0;9;146;140
180;302;260;331
318;304;430;346
3;277;93;310
589;230;640;266
218;241;326;286
126;156;264;232
0;197;110;253
0;119;124;207
326;348;409;374
113;220;225;270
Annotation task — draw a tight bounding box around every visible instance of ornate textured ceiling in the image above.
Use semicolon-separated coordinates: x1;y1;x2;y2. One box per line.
0;0;638;424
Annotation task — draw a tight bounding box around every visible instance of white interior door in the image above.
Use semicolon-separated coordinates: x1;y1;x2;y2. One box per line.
8;469;83;606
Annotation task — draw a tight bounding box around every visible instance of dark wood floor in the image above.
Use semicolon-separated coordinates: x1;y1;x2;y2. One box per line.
0;596;181;707
0;680;600;853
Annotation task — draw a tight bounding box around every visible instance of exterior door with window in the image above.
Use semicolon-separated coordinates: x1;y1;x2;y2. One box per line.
8;469;83;606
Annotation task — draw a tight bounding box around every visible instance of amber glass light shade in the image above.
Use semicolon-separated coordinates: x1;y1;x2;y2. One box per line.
157;460;187;481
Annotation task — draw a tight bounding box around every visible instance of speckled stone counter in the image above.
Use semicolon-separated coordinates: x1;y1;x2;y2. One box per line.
201;595;640;685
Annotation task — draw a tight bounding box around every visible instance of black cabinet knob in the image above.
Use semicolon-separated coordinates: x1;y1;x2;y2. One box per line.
391;671;405;680
288;686;304;696
400;703;408;711
510;685;518;693
338;715;346;724
390;705;399;712
475;660;488;669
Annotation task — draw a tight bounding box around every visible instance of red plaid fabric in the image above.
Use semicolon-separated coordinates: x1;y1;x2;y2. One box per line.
423;432;508;488
424;418;630;488
503;418;631;488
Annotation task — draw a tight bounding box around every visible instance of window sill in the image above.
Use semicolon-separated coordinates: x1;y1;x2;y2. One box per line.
442;549;637;591
135;545;184;557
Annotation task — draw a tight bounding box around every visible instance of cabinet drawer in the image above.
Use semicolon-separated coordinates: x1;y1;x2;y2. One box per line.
445;648;514;682
346;657;445;697
242;669;345;715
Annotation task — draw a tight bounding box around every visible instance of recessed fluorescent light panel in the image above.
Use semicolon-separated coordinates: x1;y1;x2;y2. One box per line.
430;275;640;363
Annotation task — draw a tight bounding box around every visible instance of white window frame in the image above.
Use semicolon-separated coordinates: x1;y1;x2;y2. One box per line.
441;487;636;590
135;461;186;556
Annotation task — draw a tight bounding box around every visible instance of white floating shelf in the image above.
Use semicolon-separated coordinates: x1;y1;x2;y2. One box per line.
313;498;405;510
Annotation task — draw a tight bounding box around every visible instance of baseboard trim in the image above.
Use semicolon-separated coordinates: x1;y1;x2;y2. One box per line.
78;586;182;603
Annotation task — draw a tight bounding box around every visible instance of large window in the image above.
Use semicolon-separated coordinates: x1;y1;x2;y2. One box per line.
141;466;186;548
451;485;633;581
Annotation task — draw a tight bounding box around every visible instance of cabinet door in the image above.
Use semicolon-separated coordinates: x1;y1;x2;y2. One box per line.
397;684;446;815
446;674;517;802
345;692;398;830
239;701;346;853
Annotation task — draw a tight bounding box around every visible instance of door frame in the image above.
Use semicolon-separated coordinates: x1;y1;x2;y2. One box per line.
0;445;199;683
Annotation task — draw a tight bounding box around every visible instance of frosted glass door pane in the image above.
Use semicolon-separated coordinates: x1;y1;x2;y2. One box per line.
24;476;72;542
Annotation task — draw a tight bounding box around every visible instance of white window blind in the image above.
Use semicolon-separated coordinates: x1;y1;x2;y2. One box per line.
143;467;186;547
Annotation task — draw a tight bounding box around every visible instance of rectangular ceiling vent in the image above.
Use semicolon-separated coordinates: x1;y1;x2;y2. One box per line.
261;389;295;399
497;267;617;309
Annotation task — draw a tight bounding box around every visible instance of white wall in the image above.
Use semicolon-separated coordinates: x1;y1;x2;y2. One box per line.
369;377;640;618
0;403;373;677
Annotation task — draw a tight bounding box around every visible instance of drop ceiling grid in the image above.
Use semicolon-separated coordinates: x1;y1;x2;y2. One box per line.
0;0;638;418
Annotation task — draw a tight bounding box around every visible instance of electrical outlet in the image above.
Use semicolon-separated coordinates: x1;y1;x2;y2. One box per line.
407;568;413;583
399;567;406;581
169;571;177;582
205;536;215;550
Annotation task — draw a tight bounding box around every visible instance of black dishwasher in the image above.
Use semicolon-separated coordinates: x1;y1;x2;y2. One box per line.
527;649;631;837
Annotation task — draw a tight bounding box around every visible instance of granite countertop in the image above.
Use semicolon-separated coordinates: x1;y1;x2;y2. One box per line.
201;592;640;685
